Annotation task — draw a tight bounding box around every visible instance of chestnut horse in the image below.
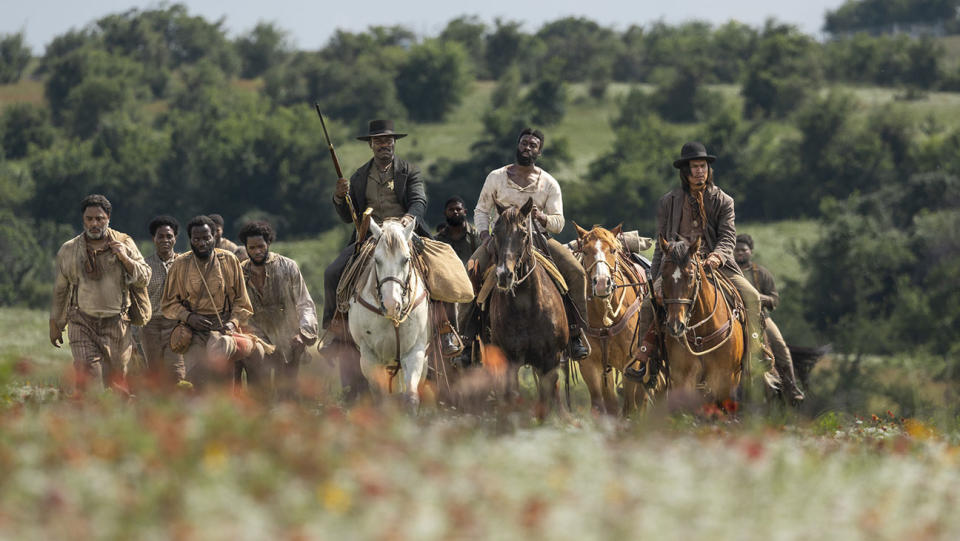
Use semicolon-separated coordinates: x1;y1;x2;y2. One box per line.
658;236;744;407
487;199;568;416
574;223;658;416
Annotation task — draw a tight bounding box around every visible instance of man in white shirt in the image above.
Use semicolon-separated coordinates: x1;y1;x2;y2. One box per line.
458;128;590;362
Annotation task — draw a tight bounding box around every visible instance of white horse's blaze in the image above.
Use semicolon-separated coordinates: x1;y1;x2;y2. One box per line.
671;267;682;284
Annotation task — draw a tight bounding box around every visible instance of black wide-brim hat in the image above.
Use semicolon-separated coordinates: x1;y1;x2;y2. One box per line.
356;119;407;141
673;141;716;169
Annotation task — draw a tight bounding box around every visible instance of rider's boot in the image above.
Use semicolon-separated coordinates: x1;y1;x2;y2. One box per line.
438;320;463;357
569;325;591;360
773;349;805;406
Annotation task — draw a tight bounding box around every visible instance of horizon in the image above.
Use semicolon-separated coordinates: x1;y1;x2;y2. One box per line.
4;0;846;53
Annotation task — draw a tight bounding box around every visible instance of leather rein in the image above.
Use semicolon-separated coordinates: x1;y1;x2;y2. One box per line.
356;247;428;385
661;255;739;356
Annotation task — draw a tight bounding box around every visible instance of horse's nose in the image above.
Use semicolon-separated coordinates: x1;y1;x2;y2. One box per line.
668;319;686;337
594;276;612;296
496;265;514;289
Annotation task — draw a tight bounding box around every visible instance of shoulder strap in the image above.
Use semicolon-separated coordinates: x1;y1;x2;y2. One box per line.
193;255;225;329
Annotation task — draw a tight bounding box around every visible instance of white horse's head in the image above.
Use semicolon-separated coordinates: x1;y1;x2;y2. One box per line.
368;218;417;319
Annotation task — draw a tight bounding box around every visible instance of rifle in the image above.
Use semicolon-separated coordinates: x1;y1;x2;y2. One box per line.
314;104;359;233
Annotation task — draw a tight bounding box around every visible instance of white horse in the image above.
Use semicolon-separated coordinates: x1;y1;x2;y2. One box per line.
348;218;431;408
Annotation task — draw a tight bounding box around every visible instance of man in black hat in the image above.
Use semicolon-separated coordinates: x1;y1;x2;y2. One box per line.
321;120;460;357
625;142;775;394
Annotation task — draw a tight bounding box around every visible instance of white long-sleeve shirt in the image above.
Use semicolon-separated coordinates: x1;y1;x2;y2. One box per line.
473;165;565;235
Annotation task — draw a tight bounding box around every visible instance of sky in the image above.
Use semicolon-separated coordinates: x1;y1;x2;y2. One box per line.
3;0;849;52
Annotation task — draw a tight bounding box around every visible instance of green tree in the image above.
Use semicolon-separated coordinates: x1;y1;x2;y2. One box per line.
484;19;527;80
235;22;291;79
0;32;32;83
0;103;56;160
741;21;822;118
439;16;488;78
396;40;471;122
532;17;622;82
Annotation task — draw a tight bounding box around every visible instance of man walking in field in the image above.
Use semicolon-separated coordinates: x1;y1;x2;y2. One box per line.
161;215;262;388
239;220;318;399
50;194;152;393
735;233;804;404
141;215;186;386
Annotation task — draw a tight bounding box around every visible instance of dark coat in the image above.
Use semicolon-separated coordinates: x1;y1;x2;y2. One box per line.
742;262;779;315
650;185;740;279
333;156;431;240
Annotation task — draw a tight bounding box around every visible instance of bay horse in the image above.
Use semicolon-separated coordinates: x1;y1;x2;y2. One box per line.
348;219;431;410
658;235;744;409
574;223;658;416
487;198;568;416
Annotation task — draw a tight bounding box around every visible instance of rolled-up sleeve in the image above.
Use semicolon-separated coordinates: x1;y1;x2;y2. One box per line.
50;245;72;331
542;180;564;235
474;172;497;235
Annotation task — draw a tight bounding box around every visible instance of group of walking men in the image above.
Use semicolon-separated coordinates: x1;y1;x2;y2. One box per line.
50;199;318;397
49;119;804;403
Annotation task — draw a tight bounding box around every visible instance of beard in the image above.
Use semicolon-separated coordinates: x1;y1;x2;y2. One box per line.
191;244;213;260
445;214;466;227
85;222;108;240
251;251;269;266
516;149;537;167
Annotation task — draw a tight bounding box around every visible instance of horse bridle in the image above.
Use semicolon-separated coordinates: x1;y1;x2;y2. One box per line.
492;213;537;293
661;255;704;329
582;246;620;299
372;257;416;325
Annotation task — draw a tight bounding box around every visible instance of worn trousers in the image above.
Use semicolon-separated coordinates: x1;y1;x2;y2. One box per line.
182;330;239;388
322;243;356;329
141;316;186;384
67;309;133;392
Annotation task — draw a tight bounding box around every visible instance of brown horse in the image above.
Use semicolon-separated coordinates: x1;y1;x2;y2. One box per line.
574;223;658;416
658;236;744;408
487;199;568;416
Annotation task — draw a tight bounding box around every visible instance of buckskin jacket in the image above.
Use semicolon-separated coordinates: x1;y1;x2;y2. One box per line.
333;156;430;240
650;184;741;280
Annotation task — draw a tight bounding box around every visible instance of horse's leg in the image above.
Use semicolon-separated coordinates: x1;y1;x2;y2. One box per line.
577;355;606;414
600;369;619;414
536;365;560;421
664;342;701;412
356;346;390;401
621;378;638;418
401;344;428;414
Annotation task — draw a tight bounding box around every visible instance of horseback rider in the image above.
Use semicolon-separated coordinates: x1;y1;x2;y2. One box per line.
735;233;805;404
320;119;460;356
456;128;592;364
625;142;772;389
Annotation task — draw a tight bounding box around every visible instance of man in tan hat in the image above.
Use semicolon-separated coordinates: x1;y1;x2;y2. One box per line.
321;119;461;363
625;142;773;395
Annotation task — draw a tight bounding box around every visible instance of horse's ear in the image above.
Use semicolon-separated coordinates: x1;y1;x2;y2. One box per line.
495;200;508;215
519;197;534;218
658;234;669;252
610;223;623;237
573;221;589;239
368;219;382;240
402;217;416;239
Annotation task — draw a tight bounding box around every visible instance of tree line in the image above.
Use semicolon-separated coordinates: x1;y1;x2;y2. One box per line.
0;5;958;369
